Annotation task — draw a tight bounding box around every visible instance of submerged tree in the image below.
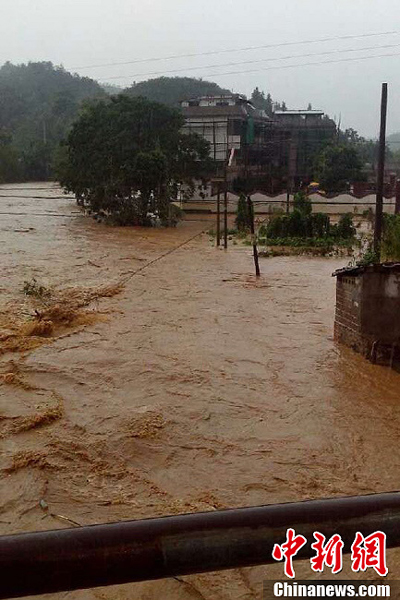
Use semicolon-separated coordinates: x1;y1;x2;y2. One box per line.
58;95;211;226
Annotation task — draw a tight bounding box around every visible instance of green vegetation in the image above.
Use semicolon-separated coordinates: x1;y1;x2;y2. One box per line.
250;87;289;116
262;192;356;250
313;143;365;193
382;214;400;261
58;95;211;226
258;237;353;248
235;194;251;232
0;61;106;182
125;76;231;107
23;278;51;299
356;246;379;266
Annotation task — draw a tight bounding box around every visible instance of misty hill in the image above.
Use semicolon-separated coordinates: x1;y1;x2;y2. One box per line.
0;61;105;181
125;76;231;106
387;132;400;151
102;82;124;95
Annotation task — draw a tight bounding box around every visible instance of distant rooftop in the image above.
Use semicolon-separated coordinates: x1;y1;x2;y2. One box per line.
194;94;247;101
274;110;324;116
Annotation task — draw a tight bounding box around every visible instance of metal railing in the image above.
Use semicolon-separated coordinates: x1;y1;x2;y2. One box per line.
1;492;400;598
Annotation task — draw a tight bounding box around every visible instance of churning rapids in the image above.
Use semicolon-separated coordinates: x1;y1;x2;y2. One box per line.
1;183;400;599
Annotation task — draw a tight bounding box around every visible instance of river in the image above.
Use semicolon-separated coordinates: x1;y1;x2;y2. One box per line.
1;183;400;599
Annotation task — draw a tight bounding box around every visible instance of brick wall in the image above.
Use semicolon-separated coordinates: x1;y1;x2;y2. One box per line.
334;275;371;355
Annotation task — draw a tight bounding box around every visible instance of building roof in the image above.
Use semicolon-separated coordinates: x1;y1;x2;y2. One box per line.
181;104;272;122
193;94;247;102
274;110;325;116
333;263;400;277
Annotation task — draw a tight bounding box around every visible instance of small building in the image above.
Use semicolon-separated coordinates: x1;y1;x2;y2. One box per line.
333;264;400;363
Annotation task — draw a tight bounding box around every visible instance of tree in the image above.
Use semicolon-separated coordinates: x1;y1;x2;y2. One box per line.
314;144;364;192
338;127;390;167
251;88;275;116
235;193;250;231
58;95;212;226
293;191;312;216
0;129;20;182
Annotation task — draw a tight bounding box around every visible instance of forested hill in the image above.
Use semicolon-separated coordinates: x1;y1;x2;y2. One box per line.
125;76;231;106
0;61;105;182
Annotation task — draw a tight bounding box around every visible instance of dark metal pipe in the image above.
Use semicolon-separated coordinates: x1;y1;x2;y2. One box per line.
1;492;400;599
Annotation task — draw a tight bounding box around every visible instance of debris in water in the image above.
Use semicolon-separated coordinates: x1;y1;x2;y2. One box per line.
128;411;165;439
39;499;48;511
5;451;50;473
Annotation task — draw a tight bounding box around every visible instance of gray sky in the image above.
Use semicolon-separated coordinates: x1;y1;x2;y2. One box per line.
1;0;400;138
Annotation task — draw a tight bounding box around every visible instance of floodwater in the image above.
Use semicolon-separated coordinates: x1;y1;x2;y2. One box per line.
1;183;400;599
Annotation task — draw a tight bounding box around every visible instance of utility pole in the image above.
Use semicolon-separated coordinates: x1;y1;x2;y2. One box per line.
216;182;221;246
247;195;260;277
224;160;228;249
374;83;388;260
244;129;260;277
212;120;217;162
224;120;229;250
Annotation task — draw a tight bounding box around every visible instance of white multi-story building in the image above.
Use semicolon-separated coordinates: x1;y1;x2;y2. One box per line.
180;94;272;164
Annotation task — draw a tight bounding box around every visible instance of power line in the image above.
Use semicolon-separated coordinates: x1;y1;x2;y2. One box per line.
109;50;400;83
98;42;400;81
70;30;399;71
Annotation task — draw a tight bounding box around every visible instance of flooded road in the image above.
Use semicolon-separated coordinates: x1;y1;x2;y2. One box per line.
1;183;400;599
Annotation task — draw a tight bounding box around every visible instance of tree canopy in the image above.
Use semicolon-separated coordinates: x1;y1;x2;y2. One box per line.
0;61;106;182
58;95;212;226
313;144;365;192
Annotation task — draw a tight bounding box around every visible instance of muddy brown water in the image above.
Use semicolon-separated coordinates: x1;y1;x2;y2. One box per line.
1;183;400;599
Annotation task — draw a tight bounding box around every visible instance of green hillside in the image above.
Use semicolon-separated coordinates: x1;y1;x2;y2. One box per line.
125;76;231;106
0;61;106;181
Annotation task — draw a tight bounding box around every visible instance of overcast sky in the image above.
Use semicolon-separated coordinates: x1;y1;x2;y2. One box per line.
1;0;400;137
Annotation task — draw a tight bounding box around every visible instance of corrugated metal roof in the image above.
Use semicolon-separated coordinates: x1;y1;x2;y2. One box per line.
333;263;400;277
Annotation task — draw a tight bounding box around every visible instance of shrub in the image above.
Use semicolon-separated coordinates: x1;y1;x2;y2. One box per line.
293;191;312;216
382;214;400;261
336;214;356;239
310;213;330;238
235;194;251;232
23;278;51;299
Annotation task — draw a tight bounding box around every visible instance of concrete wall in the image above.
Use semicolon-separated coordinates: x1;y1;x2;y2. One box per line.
308;194;395;216
361;271;400;342
335;268;400;357
184;191;396;216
